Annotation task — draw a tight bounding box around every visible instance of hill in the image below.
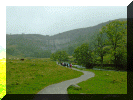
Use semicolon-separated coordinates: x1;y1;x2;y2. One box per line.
6;18;126;58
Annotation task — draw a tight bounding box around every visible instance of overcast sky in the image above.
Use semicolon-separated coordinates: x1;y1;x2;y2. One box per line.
6;6;127;36
0;0;130;49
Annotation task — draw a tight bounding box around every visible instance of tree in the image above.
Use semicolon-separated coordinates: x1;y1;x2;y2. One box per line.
50;53;57;61
102;20;127;68
56;51;69;63
73;43;93;68
94;30;108;67
114;24;127;69
50;50;69;63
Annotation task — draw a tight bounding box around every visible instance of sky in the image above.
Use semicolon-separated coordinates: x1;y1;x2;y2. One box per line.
0;0;131;49
6;6;127;36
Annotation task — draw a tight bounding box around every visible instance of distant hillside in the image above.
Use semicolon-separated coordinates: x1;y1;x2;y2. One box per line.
6;18;126;58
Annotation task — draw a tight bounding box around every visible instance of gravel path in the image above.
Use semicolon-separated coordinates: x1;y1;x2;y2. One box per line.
37;68;95;94
33;66;95;100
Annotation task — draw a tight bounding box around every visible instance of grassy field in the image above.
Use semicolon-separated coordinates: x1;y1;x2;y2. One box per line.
67;67;127;94
0;59;6;100
6;58;83;94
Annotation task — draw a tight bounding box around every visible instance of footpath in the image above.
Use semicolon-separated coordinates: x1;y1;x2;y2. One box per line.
33;63;95;100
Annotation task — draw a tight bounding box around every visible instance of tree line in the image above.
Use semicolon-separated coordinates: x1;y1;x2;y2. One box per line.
50;50;69;63
50;20;127;70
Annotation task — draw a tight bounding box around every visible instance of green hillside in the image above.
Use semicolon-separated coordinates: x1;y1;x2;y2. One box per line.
6;18;126;58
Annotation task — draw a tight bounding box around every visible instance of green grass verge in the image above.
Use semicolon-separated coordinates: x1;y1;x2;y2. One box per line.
67;68;127;94
6;58;83;94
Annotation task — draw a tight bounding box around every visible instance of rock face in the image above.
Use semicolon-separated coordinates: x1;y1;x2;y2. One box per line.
45;38;72;52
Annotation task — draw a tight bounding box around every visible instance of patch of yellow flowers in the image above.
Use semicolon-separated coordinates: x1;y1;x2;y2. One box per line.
0;59;6;99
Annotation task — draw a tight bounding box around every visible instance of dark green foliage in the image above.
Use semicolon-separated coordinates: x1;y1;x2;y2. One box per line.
94;32;108;67
72;19;127;70
50;53;57;61
102;20;127;69
73;43;94;68
50;50;69;63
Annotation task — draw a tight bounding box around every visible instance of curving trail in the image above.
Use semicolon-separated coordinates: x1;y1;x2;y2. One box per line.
37;68;95;94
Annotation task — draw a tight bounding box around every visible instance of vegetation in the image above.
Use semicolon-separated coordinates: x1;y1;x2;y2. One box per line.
73;43;94;68
101;20;127;68
5;18;127;98
0;59;6;100
6;58;83;95
67;68;127;94
6;18;126;58
50;51;69;63
94;30;108;67
33;50;51;58
73;20;127;70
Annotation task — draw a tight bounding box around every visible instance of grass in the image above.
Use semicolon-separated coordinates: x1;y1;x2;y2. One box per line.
67;67;127;94
0;59;6;100
6;58;83;94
